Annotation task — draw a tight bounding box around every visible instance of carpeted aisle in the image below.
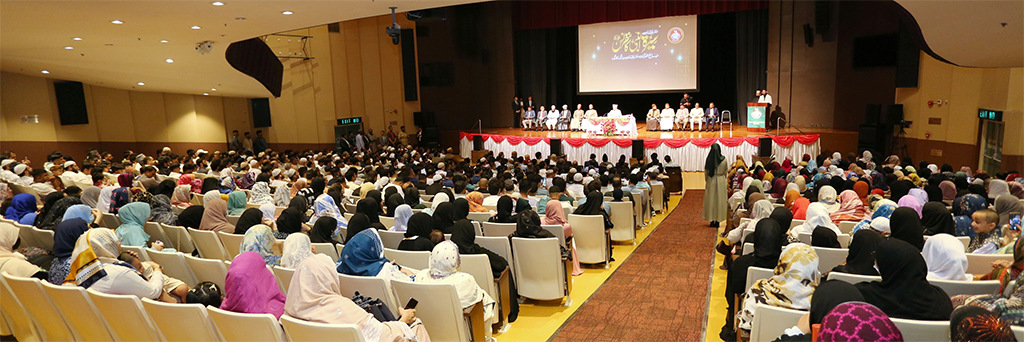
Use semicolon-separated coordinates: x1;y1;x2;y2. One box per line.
551;190;716;341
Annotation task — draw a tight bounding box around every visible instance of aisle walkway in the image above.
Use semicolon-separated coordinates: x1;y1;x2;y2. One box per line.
551;191;717;341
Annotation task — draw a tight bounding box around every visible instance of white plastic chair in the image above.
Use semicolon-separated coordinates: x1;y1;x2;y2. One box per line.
481;222;517;237
122;244;150;261
929;279;1000;297
651;183;664;213
161;224;196;254
797;232;851;248
188;228;231;260
377;230;406;250
749;304;806;342
218;231;245;259
146;248;199;287
336;273;401;316
227;215;241;225
184;254;229;289
273;266;295;294
967;253;1014;274
812;247;850;274
827;271;881;284
511;237;568;303
335;244;346;260
0;273;38;341
383;248;430;270
790;219;804;229
742;242;754;255
608;201;635;244
2;274;76;341
889;317;950;342
838;221;856;234
101;212;121;228
145;222;174;248
379;216;395;229
467;212;492;222
568;214;609;266
745;266;774;290
343;213;354;221
87;290;165;341
141;298;221;341
476;236;515;285
391;280;481;342
207;306;286;342
541;224;567;248
280;315;365;342
1013;326;1024;342
41;281;118;341
25;227;54;251
312;242;340;261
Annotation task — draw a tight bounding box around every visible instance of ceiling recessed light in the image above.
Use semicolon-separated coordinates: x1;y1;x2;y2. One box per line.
41;70;50;74
211;88;217;91
111;20;123;24
137;82;145;86
211;1;224;5
282;11;293;15
64;46;74;50
165;59;174;63
72;37;82;41
235;17;246;20
191;25;201;30
160;40;169;43
203;93;210;96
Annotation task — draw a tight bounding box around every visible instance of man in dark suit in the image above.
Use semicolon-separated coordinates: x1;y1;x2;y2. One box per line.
512;96;522;128
704;102;720;131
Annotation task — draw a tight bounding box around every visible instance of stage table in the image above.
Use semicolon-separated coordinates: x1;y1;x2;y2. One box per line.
582;115;638;136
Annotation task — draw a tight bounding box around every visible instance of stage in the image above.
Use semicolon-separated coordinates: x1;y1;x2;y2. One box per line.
459;124;845;173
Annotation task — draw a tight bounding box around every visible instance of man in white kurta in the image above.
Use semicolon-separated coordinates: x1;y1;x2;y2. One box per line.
546;105;559;130
659;104;675;131
689;103;705;131
608;104;622;118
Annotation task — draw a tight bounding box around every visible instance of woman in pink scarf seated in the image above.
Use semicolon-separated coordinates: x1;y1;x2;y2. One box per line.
177;174;202;194
285;254;431;342
542;200;583;276
220;251;286;318
829;190;869;224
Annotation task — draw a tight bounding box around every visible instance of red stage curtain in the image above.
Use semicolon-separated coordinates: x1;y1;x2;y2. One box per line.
513;0;767;31
564;138;589;148
612;139;634;148
522;137;548;145
771;134;820;147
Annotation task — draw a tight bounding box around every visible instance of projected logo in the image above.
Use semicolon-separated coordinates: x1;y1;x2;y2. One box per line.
751;109;763;119
668;27;684;44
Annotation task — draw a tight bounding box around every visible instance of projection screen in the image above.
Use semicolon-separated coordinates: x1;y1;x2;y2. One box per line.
578;15;697;94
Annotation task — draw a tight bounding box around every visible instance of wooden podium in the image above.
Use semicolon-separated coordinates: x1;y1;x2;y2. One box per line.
746;102;770;132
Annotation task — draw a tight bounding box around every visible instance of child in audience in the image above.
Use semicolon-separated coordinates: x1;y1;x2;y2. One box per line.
968;209;1001;254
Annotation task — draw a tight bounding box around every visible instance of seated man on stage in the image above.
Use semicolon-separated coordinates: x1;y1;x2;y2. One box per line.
546;104;560;130
536;106;547;130
767;105;786;130
688;102;705;131
523;106;536;130
571;104;584;131
646;104;660;131
608;104;622;118
705;102;719;132
558;105;571;131
659;103;675;131
675;107;689;130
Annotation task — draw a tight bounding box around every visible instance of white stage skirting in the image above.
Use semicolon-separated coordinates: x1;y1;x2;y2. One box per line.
459;132;820;172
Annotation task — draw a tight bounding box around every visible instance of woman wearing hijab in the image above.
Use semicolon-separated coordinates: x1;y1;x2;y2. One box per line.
226;191;246;216
338;229;414;285
309;194;346;232
233;208;265;234
389;205;413;232
990;179;1012;200
384;193;404;217
773;280;866;341
276;199;309;239
721;218;785;340
144;195;176;226
248;182;274;205
356;198;385;228
789;203;839;241
816;186;839;214
281;233;315;269
949;306;1017;342
48;218;91;283
0;223;44;279
811;227;841;248
543;200;583;276
431;202;459;234
831;230;885;276
995;194;1024;230
199;198;235;233
449;207;518;321
488;196;516;223
404;187;427;210
889;207;925;251
62;204;97;226
150;180;177;198
736;243;819;331
897;195;923;219
201;177;220;195
273;185;291;207
398;213;437;251
171;184;193;207
307;217;338;246
80;186;101;208
921;202;956;236
954;194;988;238
286;254;429;342
790;197;810;220
888;179;913;203
922;233;971;281
108;174;133;215
36;196;82;230
723;199;774;255
177;205;205;229
221;251;287;318
466;191;489;213
414;241;497;326
925;184;944;203
704;144;729;227
817;303;903;341
177;174;200;193
240;225;281;266
829;190;868;224
115;202;151;247
851;200;897;236
856;239;953;320
67;228;167;300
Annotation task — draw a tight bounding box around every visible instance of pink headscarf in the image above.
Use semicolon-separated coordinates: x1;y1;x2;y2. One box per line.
221;251;286;318
897;195;923;218
938;181;957;201
542;200;570;237
177;174;202;193
829;190;867;222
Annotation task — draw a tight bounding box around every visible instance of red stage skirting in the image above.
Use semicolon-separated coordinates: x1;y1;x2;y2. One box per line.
459;132;819;148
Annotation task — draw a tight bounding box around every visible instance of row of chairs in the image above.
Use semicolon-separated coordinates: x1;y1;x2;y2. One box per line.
743;268;1003;298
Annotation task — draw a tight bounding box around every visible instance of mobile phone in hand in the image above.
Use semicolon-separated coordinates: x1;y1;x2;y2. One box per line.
1010;213;1021;231
404;298;418;310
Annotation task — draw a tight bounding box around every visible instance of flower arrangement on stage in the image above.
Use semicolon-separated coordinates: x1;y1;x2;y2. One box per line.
600;119;616;136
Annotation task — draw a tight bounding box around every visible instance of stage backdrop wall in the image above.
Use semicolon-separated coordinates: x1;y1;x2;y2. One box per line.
512;9;767;127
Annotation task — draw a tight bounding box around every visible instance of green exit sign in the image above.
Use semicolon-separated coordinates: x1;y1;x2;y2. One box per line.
337;117;362;125
978;109;1002;121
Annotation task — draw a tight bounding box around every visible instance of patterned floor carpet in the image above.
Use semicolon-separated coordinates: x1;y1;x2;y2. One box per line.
551;190;716;341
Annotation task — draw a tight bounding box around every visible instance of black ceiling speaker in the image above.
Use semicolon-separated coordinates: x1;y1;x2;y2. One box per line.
225;38;283;97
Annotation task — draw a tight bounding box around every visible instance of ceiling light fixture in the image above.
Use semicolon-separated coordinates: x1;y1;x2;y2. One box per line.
211;88;217;91
41;70;50;74
111;20;123;24
64;46;74;50
160;40;169;43
203;93;210;96
137;82;145;86
212;1;224;5
166;58;174;63
282;10;293;15
235;17;246;20
191;25;201;30
72;37;82;41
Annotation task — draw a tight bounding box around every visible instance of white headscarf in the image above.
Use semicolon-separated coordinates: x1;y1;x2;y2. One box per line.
413;241;495;319
431;193;450;211
281;233;315;269
259;203;276;222
390;205;413;232
791;202;839;238
817;186;840;213
989;180;1011;199
273;185;291;207
203;190;222;205
922;233;970;281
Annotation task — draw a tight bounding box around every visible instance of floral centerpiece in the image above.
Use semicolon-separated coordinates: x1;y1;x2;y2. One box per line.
600;119;616;136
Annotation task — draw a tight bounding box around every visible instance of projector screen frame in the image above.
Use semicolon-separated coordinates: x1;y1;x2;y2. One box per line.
576;15;700;95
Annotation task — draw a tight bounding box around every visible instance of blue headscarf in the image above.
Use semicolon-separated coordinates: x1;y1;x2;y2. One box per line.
241;225;281;266
851;202;897;235
53;218;91;259
115;202;151;247
62;204;94;223
953;194;988;238
337;229;387;276
5;193;37;224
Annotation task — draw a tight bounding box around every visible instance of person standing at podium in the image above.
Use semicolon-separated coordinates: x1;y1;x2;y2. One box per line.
758;90;772;108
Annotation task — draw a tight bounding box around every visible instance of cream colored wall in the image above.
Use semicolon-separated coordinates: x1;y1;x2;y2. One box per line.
896;52;1023;154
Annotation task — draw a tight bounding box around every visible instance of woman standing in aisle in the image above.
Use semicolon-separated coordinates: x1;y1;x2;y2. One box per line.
703;144;728;227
